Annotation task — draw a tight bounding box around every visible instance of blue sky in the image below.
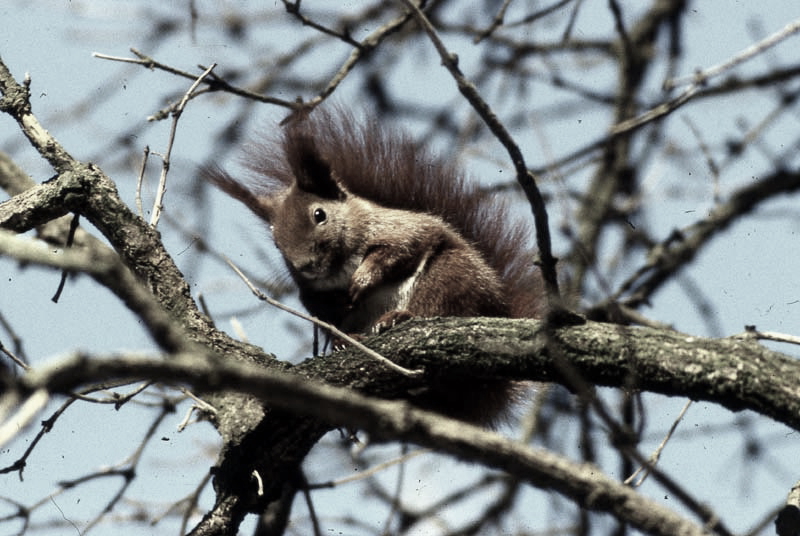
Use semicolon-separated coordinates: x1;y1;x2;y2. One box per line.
2;1;800;534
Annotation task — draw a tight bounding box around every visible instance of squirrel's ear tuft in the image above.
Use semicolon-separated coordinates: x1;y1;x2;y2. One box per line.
287;132;346;201
201;165;275;222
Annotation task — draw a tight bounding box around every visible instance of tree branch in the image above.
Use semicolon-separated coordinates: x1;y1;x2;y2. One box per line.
0;57;210;330
609;168;800;309
6;314;799;534
0;229;193;353
13;339;723;536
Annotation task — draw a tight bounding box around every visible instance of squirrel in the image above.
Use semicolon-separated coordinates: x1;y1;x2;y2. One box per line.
205;107;543;426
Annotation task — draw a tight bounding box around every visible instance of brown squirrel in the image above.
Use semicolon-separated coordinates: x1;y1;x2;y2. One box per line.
205;107;543;425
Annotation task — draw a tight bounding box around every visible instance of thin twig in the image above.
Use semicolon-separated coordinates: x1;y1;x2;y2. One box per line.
0;339;29;371
67;403;174;533
473;0;513;43
310;448;430;489
51;213;81;303
500;0;573;29
665;17;800;90
150;63;216;227
91;51;154;66
0;311;28;368
626;399;692;486
297;471;322;536
68;380;152;406
298;7;414;112
681;116;720;203
282;0;362;48
93;49;297;108
612;170;800;308
0;380;157;478
177;387;218;432
224;257;424;378
736;326;800;347
612;17;800;135
135;145;150;219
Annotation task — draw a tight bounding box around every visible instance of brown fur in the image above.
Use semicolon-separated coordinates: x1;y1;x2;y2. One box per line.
205;107;543;425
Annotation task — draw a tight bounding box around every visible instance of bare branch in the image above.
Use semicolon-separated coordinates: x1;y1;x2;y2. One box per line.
0;229;194;353
665;17;800;90
612;17;800;135
293;6;414;111
225;257;424;378
13;348;717;536
626;400;692;486
614;169;800;308
149;63;216;227
0;61;75;172
93;49;297;108
736;326;800;347
0;389;49;449
0;59;209;340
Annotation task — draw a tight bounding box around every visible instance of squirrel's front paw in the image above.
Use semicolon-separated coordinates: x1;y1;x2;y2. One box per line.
371;310;413;334
331;332;365;351
348;280;367;305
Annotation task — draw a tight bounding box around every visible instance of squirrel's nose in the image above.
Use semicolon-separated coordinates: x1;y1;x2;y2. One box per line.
294;259;320;278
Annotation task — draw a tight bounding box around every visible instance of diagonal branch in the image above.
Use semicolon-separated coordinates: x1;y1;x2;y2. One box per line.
613;169;800;308
398;0;560;303
0;229;193;353
0;58;210;339
613;16;800;135
0;58;75;173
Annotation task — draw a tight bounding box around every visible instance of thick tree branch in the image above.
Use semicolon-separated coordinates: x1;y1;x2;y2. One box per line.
0;57;210;337
7;315;800;535
359;317;800;432
14;341;720;536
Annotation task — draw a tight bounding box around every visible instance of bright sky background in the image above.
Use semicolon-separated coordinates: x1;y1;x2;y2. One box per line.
2;1;800;535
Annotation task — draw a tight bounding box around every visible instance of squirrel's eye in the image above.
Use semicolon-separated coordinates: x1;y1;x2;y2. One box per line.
313;208;327;224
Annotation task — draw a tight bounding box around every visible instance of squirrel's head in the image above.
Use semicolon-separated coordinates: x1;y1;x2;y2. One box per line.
269;135;362;289
204;131;363;291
